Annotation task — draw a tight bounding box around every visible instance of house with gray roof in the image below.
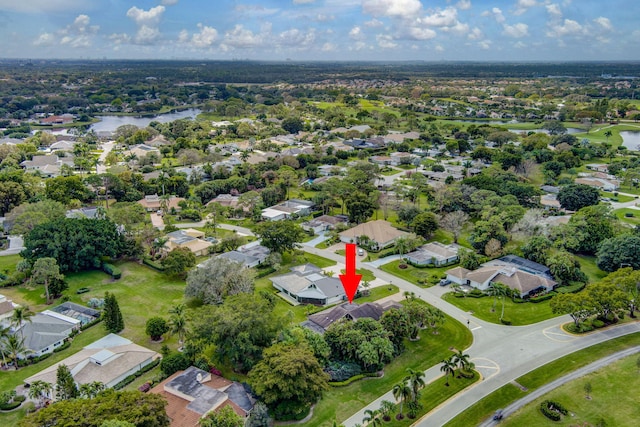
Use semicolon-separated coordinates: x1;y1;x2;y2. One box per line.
271;264;345;306
303;301;402;333
213;243;270;268
14;310;80;359
406;242;461;267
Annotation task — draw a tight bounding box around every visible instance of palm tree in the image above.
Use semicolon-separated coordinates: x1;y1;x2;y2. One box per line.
392;380;412;419
405;368;426;402
79;381;105;399
451;350;471;377
486;283;502;313
440;357;456;386
4;335;28;369
379;400;395;421
0;325;10;368
28;380;53;408
395;237;410;263
604;130;612;143
362;409;382;426
11;306;34;341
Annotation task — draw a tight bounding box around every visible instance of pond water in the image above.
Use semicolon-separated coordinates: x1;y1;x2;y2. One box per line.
90;108;202;133
621;131;640;151
452;120;518;125
507;127;584;135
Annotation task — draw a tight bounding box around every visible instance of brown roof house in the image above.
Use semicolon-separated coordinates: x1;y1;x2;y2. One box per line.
163;229;213;257
138;194;186;212
25;334;160;391
339;220;410;251
445;255;556;298
303;301;402;333
151;366;255;427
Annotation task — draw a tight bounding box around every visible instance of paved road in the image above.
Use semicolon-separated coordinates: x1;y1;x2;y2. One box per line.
298;245;640;427
477;345;640;427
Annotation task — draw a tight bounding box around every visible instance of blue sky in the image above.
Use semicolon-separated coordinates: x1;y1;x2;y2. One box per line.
0;0;638;61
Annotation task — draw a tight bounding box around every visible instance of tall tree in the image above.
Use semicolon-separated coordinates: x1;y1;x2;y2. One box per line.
200;406;244;427
5;200;66;235
30;257;64;304
440;357;456;386
255;221;303;254
404;368;426;403
392;380;412;419
439;211;469;243
248;342;329;420
557;184;600;211
103;292;124;333
185;257;254;305
412;212;438;239
55;364;79;400
161;247;196;277
27;380;53;408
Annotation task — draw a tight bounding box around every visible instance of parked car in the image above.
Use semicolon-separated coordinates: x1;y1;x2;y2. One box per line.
358;248;364;256
493;409;504;421
439;279;451;286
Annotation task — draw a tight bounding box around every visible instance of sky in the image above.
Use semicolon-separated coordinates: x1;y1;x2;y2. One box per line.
0;0;638;61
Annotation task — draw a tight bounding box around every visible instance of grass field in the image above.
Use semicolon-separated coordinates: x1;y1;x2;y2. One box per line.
502;355;640;427
574;254;607;283
445;332;640;427
380;259;452;287
613;207;640;226
442;292;555;326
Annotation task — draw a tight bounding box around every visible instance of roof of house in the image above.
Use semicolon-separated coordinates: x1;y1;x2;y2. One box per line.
271;264;344;301
18;311;80;354
339;220;409;245
407;242;461;262
215;244;270;267
138;195;186;210
150;366;254;426
305;301;402;332
25;334;159;387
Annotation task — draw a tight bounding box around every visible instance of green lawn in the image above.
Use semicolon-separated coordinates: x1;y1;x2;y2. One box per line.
381;260;453;287
441;293;555;326
0;254;20;275
601;191;635;203
613;208;640;226
306;311;473;427
445;332;640;427
502;355;640;427
574;255;607;283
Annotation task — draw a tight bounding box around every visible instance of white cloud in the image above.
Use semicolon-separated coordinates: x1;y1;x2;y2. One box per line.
406;26;437;40
349;26;365;40
457;1;472;11
313;14;335;22
513;41;526;49
191;23;218;48
221;25;264;50
513;0;537;16
376;33;398;49
34;33;55;46
365;19;384;28
177;30;189;44
547;18;584;37
109;33;131;45
161;0;179;5
546;3;562;18
503;23;529;38
126;6;165;45
33;13;99;49
435;44;444;52
321;42;336;51
482;7;505;23
467;27;483;40
594;16;612;31
478;39;492;50
293;0;316;3
419;7;458;27
363;0;422;19
277;28;316;47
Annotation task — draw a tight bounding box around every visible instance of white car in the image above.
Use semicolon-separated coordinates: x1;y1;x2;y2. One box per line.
358;248;364;256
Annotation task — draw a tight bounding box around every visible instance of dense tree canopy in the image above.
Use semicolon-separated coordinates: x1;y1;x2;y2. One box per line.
19;390;169;427
5;200;66;235
21;218;125;272
557;183;600;211
248;341;329;420
596;234;640;272
185;257;254;305
255;221;304;253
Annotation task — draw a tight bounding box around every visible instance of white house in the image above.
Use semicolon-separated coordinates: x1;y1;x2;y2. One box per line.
405;242;461;267
271;264;345;306
261;199;315;221
16;311;80;359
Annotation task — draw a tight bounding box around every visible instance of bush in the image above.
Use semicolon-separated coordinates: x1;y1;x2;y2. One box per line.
500;318;512;325
529;293;554;303
53;340;71;353
592;319;605;328
540;400;568;421
102;263;122;279
76;287;90;294
160;352;191;376
329;374;365;387
468;289;485;298
143;257;165;271
325;361;362;382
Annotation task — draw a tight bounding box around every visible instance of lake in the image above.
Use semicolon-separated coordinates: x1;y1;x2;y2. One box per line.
90;108;202;133
621;131;640;151
507;127;584;135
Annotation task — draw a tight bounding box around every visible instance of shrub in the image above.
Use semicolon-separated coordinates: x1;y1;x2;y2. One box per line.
468;289;485;298
160;352;191;376
329;374;365;387
53;340;71;353
325;361;362;382
540;400;568;421
500;318;512;325
143;257;165;271
76;287;90;294
529;293;554;303
592;319;605;328
102;263;122;279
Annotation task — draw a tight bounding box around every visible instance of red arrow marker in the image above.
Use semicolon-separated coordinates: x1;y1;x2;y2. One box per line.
339;243;362;304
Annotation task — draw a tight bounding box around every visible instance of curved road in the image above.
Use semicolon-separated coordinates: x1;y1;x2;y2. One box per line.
209;223;640;426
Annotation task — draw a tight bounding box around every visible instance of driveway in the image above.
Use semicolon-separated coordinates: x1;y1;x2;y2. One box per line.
0;235;25;256
96;141;114;174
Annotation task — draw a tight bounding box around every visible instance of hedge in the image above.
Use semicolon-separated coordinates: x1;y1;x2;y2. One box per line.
102;263;122;279
529;293;555;303
540;400;568;421
143;258;165;271
255;267;276;278
81;316;103;331
53;340;71;353
328;372;379;387
113;358;161;390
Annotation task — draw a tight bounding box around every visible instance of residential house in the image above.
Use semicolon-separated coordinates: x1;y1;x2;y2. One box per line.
301;215;347;234
20;155;75;178
303;301;403;333
317;165;346;176
389;152;414;166
446;255;556;298
339;220;410;251
66;207;100;219
14;311;80;359
24;334;160;390
261;199;315;221
49;140;78;152
405;242;461;267
206;194;240;210
125;144;161;160
0;294;16;322
540;194;561;210
150;366;255;426
51;302;101;326
213;243;270;269
39;114;74;125
574;177;620;191
369;155;392;166
164;229;213;256
271;264;345;306
138;194;186;212
585;163;610;173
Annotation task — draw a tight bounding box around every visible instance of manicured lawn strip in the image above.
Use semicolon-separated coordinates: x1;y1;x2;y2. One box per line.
444;332;640;427
441;293;555;326
382;372;480;427
0;325;107;392
0;402;36;426
601;191;635;203
574;255;607;283
302;253;337;268
0;254;20;275
380;260;452;287
501;355;640;427
307;315;473;426
355;286;399;304
613;208;640;226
